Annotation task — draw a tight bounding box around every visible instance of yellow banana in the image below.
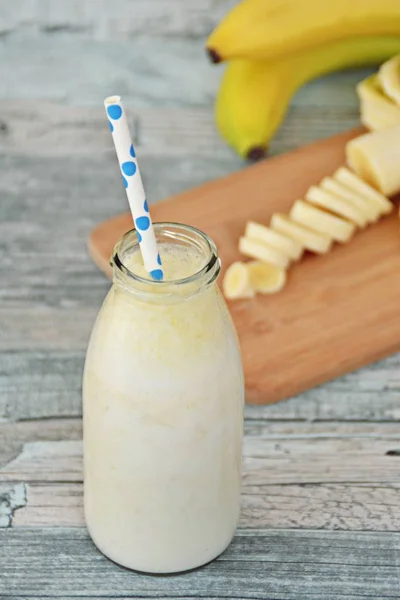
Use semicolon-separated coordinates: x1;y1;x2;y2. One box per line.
206;0;400;63
216;36;400;159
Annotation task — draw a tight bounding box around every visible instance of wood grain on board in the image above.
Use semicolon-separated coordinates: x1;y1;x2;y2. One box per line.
89;128;400;405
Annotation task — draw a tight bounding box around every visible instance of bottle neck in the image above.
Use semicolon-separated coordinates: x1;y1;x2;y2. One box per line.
111;222;221;303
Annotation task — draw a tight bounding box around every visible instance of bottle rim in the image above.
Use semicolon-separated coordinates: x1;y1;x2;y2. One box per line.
111;222;220;296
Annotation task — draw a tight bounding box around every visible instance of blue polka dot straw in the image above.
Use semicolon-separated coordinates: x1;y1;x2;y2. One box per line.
104;96;163;281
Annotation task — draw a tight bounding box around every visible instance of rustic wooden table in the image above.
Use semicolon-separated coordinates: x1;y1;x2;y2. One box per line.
1;2;400;598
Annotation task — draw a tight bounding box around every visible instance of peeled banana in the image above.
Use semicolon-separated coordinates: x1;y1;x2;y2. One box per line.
305;185;367;228
290;200;355;243
270;213;332;254
222;259;287;298
239;236;290;269
320;176;380;223
216;37;400;159
334;167;393;214
346;127;400;197
245;221;303;260
207;0;400;63
357;75;400;131
378;54;400;105
225;163;393;301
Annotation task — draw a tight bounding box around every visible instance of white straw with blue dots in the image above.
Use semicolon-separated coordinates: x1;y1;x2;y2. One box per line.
105;96;163;281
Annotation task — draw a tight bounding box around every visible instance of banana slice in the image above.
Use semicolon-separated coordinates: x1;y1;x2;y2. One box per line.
334;167;393;215
239;236;290;269
378;54;400;106
360;97;400;131
222;261;254;300
247;260;286;294
306;185;367;228
270;213;332;254
245;221;303;260
290;200;355;243
320;177;380;223
346;127;400;198
357;75;400;131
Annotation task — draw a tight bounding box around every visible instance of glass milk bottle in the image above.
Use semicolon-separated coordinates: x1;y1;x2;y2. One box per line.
83;223;244;574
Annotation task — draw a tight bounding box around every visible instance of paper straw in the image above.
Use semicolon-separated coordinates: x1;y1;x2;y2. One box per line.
104;95;164;281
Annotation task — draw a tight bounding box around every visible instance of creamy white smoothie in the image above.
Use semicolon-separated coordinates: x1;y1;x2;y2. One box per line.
83;224;244;573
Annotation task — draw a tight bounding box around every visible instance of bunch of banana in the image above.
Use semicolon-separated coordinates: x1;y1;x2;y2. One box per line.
206;0;400;159
223;167;392;300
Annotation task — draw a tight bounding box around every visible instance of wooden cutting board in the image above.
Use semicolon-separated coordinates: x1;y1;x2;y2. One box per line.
89;128;400;405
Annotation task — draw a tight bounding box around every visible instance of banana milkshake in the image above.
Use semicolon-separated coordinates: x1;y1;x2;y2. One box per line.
83;223;244;574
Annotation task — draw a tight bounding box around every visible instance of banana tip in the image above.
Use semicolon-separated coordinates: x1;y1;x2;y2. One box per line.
247;146;268;162
207;48;222;64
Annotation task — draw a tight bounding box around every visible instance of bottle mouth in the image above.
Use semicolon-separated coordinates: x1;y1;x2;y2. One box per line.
112;222;220;296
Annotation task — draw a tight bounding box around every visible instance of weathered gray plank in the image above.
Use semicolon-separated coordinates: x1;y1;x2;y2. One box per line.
245;356;400;420
0;482;26;527
3;426;399;486
2;422;399;530
11;480;400;532
0;418;82;470
0;25;372;114
0;101;360;159
0;151;240;273
2;351;400;422
2;36;221;106
0;0;236;39
0;102;237;159
1;528;400;598
0;152;238;230
0;352;83;421
1;441;83;483
2;417;398;530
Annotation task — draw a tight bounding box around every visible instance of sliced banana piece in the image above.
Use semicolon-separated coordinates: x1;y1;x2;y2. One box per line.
222;261;254;300
306;185;367;228
290;200;355;243
378;54;400;106
245;221;303;260
346;127;400;198
360;96;400;132
357;75;400;131
270;213;332;254
334;167;393;214
239;236;290;269
320;176;380;223
247;261;286;295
